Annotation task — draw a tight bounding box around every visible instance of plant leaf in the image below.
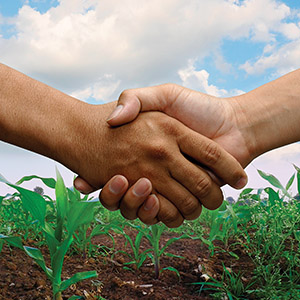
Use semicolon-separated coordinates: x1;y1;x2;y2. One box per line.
258;170;285;190
16;175;56;189
285;174;295;191
67;186;81;203
0;234;23;250
66;200;98;234
60;271;97;292
24;246;53;279
161;266;180;279
134;231;144;250
52;236;73;282
55;168;69;242
9;185;46;226
239;188;253;197
265;187;280;206
294;164;300;195
159;234;189;257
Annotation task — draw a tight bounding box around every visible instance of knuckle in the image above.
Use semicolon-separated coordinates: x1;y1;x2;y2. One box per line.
158;208;179;226
148;140;170;160
162;120;179;136
181;195;199;217
203;142;221;165
186;205;202;220
194;177;212;199
119;89;133;99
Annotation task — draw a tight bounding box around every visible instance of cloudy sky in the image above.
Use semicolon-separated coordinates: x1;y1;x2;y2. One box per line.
0;0;300;198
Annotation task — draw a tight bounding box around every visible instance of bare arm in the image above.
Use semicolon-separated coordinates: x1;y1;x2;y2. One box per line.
230;69;300;160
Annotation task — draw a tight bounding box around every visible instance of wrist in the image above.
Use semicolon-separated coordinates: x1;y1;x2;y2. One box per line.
228;92;276;162
60;101;116;186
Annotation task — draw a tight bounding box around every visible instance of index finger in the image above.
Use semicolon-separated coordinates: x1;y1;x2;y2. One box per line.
177;125;247;189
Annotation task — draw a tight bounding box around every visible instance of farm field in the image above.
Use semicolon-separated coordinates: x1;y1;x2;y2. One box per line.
1;168;300;300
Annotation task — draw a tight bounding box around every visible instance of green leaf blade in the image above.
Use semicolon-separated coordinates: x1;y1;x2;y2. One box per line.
9;185;46;226
16;175;56;189
55;168;69;242
24;246;53;279
60;271;97;292
0;234;23;250
258;170;285;190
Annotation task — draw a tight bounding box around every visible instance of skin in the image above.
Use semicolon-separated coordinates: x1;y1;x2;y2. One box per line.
0;63;247;228
76;68;300;224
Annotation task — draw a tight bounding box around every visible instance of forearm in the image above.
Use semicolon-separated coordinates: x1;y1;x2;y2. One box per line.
0;63;98;170
232;69;300;159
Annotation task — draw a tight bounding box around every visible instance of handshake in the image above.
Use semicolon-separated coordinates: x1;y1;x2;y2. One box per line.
1;63;299;227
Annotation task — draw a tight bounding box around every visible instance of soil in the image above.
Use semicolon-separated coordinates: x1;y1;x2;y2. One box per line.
0;229;254;300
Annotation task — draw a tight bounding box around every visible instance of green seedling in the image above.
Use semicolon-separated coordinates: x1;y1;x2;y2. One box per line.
143;223;188;279
113;228;152;270
0;170;98;300
193;264;255;300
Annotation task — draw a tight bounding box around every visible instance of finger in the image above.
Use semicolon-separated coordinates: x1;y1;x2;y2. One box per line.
106;95;141;126
119;178;152;220
170;159;223;210
157;194;184;228
74;176;97;194
106;85;173;127
157;175;203;219
99;175;129;211
177;128;247;189
137;194;160;225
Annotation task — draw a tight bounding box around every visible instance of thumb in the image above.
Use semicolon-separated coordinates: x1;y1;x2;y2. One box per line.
106;85;174;127
106;94;141;127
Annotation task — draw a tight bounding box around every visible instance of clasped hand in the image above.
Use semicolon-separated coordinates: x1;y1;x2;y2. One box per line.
74;98;247;228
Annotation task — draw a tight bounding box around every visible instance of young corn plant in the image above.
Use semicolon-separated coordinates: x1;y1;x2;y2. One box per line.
113;225;152;270
0;170;98;300
143;223;189;279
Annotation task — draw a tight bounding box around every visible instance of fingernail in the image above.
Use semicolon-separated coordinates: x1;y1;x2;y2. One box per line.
144;194;158;211
107;105;124;121
235;177;248;189
74;179;93;194
133;178;151;197
109;176;126;194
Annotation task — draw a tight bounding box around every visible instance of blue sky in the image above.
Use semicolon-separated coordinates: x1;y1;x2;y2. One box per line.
0;0;59;16
0;0;300;198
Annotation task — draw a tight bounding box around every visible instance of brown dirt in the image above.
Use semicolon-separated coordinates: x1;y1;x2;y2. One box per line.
0;229;254;300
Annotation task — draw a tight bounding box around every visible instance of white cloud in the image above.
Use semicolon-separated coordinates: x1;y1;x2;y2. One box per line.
178;61;244;97
240;39;300;76
214;51;233;73
71;74;121;102
0;0;297;100
279;22;300;40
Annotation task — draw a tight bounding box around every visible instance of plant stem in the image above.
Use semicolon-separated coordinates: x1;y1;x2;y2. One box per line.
154;253;160;279
54;291;62;300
